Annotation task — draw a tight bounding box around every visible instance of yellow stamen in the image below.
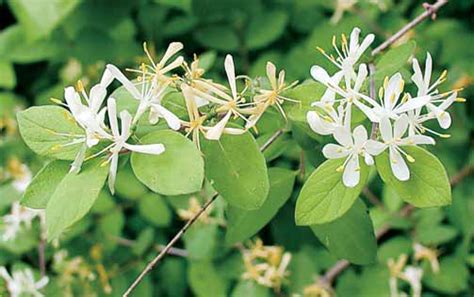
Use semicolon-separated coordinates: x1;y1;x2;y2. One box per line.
336;165;344;172
76;80;84;93
455;97;466;103
383;76;389;89
378;87;384;99
406;155;415;163
439;133;451;138
316;46;325;54
50;98;63;105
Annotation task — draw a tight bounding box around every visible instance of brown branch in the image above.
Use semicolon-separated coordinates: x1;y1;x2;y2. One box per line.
321;163;472;286
371;0;449;56
123;129;285;296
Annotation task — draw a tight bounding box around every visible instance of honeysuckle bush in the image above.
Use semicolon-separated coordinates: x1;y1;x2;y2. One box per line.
0;0;473;296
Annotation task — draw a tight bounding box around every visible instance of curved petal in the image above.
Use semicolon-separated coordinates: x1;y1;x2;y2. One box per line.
349;27;361;53
394;114;409;139
205;111;231;140
379;116;393;142
307;111;334;135
384;73;403;110
365;140;386;155
424;52;432;88
343;155;360;188
266;62;277;90
354;33;374;61
108;154;119;195
322;143;349;159
224;55;237;100
223;127;246;135
402;135;435;146
395;95;430;114
389;146;410;181
89;84;107;113
334;126;353;147
353;125;368;149
123;143;165;155
151;104;181;130
364;153;374;166
107;98;120;137
106;64;140;99
100;68;114;87
310;65;331;85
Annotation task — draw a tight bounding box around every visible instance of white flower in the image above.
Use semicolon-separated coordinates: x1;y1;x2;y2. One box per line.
105;98;165;194
400;266;423;297
379;115;435;181
356;73;430;122
310;66;344;105
412;53;459;129
1;202;42;242
191;55;247;140
5;159;32;193
0;267;48;297
316;27;374;84
322;125;384;187
106;64;181;130
64;69;113;147
307;104;349;135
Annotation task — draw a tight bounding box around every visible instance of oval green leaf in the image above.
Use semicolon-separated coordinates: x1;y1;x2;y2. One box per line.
17;105;83;160
131;130;204;195
295;158;369;225
375;146;451;208
201;132;269;210
225;167;296;245
311;199;377;265
46;159;108;240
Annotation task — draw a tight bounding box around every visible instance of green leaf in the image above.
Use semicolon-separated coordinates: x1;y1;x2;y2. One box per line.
194;26;239;52
423;256;468;294
131;130;204;195
375;146;451;208
184;223;219;260
138;193;172;227
188;261;228;297
46;160;108;240
374;41;416;85
311;199;377;265
231;280;271;297
295;158;369;225
225;168;296;244
202;132;269;210
245;10;288;50
17;106;83;160
8;0;80;40
22;160;70;209
0;61;16;89
287;81;325;123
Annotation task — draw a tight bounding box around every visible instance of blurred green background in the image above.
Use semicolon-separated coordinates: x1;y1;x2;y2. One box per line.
0;0;473;296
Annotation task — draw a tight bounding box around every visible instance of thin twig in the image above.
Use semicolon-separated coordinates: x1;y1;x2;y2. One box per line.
371;0;449;56
38;238;46;277
321;163;472;286
123;129;285;296
363;187;383;208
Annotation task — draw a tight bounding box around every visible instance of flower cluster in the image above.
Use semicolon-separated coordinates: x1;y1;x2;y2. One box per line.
241;239;292;292
0;267;48;297
307;27;463;187
56;42;295;193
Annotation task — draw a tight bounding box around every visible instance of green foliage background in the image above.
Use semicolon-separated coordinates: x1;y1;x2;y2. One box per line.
0;0;473;296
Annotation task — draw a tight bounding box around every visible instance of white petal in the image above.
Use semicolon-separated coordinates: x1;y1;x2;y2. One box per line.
354;63;368;92
151;104;181;130
89;84;107;113
353;99;380;123
224;55;238;100
395;95;430;114
364;153;374;166
379;116;393;142
365;140;386;155
108;154;119;195
343;155;360;188
123;143;165;155
384;73;403;110
334;126;353;147
64;87;82;117
160;42;184;66
100;68;114;87
322;143;349;159
424;52;432;88
394;114;409;139
389;146;410;181
205;111;231;140
353;125;368;149
266;62;277;90
402;135;435;146
349;27;361;52
223;127;246;135
120;110;133;140
106;64;141;99
306;111;334;135
411;58;425;94
69;144;87;174
107;98;120;137
354;33;374;61
310;65;331;85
